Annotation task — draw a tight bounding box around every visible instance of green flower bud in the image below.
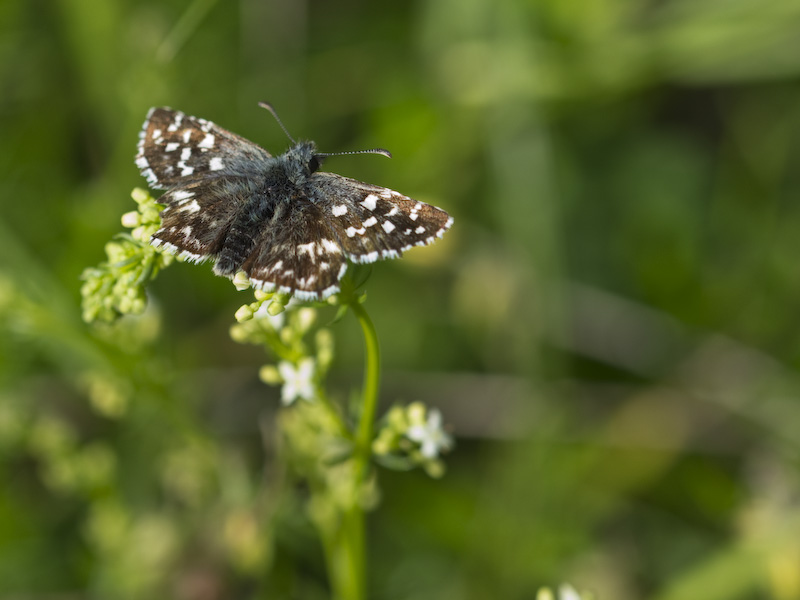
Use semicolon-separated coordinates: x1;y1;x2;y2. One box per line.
131;187;150;204
121;211;140;228
140;206;161;224
232;271;251;291
268;300;286;316
259;364;281;385
234;304;255;322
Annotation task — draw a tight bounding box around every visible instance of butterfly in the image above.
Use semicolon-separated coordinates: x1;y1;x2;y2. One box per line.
135;103;452;300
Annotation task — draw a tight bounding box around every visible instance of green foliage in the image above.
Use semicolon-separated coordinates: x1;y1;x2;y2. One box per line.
80;189;173;322
4;0;800;598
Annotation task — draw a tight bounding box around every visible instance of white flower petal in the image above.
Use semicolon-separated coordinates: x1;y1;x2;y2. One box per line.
277;359;316;405
558;584;583;600
406;425;426;443
278;361;295;380
405;407;452;458
420;439;438;459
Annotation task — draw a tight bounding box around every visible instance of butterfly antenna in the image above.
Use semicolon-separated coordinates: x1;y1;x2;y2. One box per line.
317;148;393;159
259;102;392;158
258;101;296;144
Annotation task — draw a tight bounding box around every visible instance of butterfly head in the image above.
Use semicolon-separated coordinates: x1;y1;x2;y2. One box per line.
281;140;326;184
260;102;391;185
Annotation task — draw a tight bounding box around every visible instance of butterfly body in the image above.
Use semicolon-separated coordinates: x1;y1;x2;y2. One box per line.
135;106;452;300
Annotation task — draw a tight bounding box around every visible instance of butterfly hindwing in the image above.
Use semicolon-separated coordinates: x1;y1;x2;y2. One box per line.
241;201;347;300
150;177;252;263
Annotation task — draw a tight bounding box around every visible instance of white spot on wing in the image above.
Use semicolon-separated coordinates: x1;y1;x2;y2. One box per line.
361;194;378;211
382;221;396;233
151;237;178;254
209;157;225;171
182;129;191;143
332;204;348;217
165;142;179;152
172;190;194;202
363;216;378;228
179;200;201;214
415;226;426;234
409;202;422;221
319;238;341;254
167;114;184;132
198;133;215;149
178;250;206;264
181;147;192;161
352;251;379;264
249;278;277;293
346;226;366;238
297;242;316;258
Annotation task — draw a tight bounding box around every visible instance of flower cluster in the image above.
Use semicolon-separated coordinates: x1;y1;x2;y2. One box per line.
231;298;334;406
373;402;453;478
80;189;172;323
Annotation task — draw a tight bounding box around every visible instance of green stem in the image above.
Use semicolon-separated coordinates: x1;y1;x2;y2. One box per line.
351;300;381;479
326;298;380;600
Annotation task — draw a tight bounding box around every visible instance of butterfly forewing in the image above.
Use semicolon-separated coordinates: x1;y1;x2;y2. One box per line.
310;173;453;263
136;107;271;189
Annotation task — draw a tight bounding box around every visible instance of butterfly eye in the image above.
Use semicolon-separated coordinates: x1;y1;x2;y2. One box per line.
308;155;324;174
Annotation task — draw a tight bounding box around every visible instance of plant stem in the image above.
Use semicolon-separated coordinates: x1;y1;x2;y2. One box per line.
351;300;381;480
327;298;380;600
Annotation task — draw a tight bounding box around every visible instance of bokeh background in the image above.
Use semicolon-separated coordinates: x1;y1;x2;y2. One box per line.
3;0;800;598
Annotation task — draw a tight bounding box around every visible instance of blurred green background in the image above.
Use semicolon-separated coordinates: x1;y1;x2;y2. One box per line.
3;0;800;598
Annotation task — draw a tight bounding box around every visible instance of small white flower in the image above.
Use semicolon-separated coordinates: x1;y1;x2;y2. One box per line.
278;358;315;405
558;584;583;600
406;409;453;458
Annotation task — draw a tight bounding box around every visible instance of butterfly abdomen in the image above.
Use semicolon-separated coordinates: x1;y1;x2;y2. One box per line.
214;192;280;277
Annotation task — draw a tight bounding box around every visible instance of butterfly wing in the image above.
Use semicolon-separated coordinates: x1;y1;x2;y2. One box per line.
236;174;452;300
309;172;453;264
150;178;256;263
241;200;348;300
136;107;271;189
137;107;273;263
